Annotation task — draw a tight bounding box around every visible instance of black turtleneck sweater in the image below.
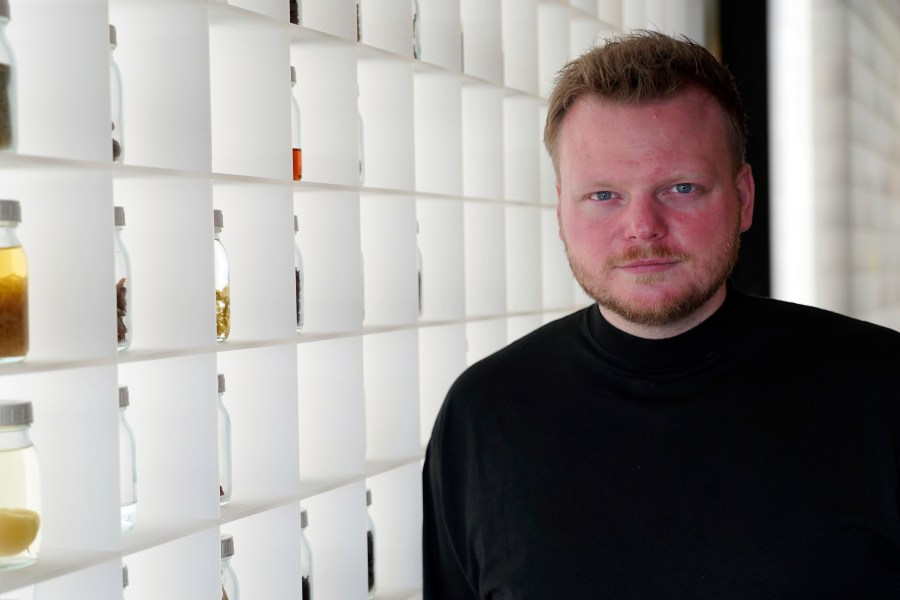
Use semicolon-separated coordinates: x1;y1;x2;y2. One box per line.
423;287;900;599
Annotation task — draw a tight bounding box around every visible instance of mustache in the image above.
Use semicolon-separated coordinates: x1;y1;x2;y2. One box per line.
604;246;689;269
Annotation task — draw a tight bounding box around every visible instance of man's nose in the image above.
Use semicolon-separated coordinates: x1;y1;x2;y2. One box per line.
623;194;666;241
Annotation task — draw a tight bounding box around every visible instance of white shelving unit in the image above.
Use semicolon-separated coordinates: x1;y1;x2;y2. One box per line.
0;0;636;597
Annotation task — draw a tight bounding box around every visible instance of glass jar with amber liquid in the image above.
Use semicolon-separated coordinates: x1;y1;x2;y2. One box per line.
290;66;302;181
0;199;27;363
0;0;18;152
0;400;41;570
214;209;230;342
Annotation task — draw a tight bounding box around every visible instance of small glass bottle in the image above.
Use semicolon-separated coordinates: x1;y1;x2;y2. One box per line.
119;386;137;532
217;373;232;505
0;0;17;152
290;67;302;181
220;534;240;600
412;0;421;59
214;210;231;342
109;25;124;163
357;90;365;185
300;508;313;600
122;563;129;599
114;206;132;351
356;0;361;42
0;200;27;363
366;488;376;599
293;215;304;332
290;0;300;25
0;401;41;570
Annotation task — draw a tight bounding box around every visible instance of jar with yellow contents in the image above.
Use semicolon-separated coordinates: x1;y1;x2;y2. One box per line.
0;400;41;570
0;199;27;362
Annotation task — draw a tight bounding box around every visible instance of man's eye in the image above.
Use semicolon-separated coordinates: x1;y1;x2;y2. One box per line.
590;191;614;201
672;183;695;194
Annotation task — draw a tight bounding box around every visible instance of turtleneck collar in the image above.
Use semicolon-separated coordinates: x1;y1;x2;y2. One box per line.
584;281;750;376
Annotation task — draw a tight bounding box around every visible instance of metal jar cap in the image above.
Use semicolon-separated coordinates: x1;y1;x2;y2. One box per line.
109;24;117;46
301;507;308;528
294;215;299;232
122;564;129;588
0;401;33;426
291;66;297;85
0;200;21;223
214;209;224;229
114;206;126;227
366;488;372;506
221;534;235;558
118;386;130;408
217;373;226;394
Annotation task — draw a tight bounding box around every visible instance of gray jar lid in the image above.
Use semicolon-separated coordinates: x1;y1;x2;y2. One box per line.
301;507;308;528
294;215;299;232
122;564;129;588
221;534;234;558
0;200;21;223
0;0;10;20
217;373;226;394
109;24;117;47
0;401;33;426
214;209;224;229
366;488;372;506
114;206;126;227
118;386;129;408
291;66;296;85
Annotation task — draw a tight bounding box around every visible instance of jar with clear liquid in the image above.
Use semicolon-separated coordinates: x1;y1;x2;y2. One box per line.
217;374;232;505
115;206;132;350
119;386;137;532
294;215;304;332
366;488;376;598
109;25;124;162
290;67;302;181
0;199;27;363
220;534;240;600
214;210;230;342
0;0;17;152
300;508;313;600
0;401;41;570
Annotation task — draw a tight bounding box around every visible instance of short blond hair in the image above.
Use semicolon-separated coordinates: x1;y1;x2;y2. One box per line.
544;30;747;176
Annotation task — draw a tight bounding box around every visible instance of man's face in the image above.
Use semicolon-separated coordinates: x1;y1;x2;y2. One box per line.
556;87;754;335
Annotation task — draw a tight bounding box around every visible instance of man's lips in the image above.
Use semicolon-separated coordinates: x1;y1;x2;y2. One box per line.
616;258;681;273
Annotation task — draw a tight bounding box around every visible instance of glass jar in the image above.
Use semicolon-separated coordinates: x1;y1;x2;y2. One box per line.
412;0;421;59
109;25;124;163
122;563;129;598
220;534;239;600
0;0;17;152
0;200;27;363
290;67;302;181
0;401;41;570
294;215;304;332
214;210;230;342
217;374;232;505
119;386;137;532
366;488;376;599
300;508;313;600
114;206;132;351
290;0;300;25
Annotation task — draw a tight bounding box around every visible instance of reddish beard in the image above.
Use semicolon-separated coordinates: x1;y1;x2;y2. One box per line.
564;227;742;328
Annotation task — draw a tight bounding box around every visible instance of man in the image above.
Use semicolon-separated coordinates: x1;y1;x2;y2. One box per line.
423;31;900;598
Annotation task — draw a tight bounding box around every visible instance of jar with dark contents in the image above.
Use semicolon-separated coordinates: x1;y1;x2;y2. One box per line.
294;215;304;332
0;0;17;152
217;373;232;505
300;507;313;599
366;488;376;598
109;25;124;162
114;206;132;350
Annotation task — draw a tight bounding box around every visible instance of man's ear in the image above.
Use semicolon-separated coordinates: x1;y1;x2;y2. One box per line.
735;163;755;232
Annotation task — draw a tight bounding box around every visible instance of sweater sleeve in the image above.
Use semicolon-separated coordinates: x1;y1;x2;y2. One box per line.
422;400;480;600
